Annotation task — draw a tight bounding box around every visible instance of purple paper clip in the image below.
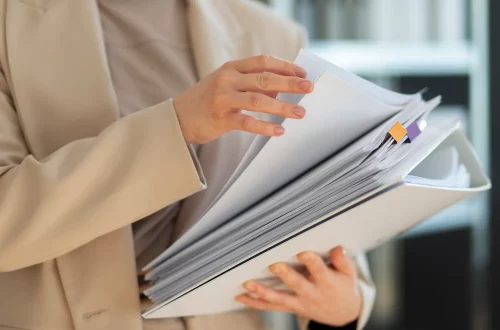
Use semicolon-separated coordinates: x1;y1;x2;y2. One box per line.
405;121;421;143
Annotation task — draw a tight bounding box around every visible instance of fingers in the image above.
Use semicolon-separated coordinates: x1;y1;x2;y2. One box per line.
241;281;300;310
297;251;331;283
228;92;306;119
262;91;279;99
228;55;307;78
232;113;285;137
268;262;314;296
235;72;314;94
330;246;357;279
235;294;291;312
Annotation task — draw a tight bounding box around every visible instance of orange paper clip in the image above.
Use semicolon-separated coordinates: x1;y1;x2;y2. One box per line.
388;122;407;143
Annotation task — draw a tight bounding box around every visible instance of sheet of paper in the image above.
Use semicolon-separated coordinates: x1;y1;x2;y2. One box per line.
409;144;459;179
404;144;471;189
292;49;420;107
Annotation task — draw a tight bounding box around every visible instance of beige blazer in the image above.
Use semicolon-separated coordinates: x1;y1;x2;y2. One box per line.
0;1;375;330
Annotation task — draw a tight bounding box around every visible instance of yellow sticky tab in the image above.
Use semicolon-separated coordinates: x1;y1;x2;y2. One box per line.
388;121;407;143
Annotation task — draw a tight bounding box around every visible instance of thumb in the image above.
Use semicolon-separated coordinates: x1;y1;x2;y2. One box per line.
330;246;357;279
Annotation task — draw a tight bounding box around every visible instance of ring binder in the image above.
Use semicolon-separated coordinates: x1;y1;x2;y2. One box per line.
141;50;491;319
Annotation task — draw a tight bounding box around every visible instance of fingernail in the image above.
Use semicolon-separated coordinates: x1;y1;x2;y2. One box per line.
274;126;285;135
299;81;312;92
269;262;284;274
336;245;351;256
297;252;312;262
243;281;257;292
293;106;306;118
330;246;349;258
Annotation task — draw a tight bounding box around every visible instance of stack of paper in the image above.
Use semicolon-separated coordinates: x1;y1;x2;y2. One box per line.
141;50;490;318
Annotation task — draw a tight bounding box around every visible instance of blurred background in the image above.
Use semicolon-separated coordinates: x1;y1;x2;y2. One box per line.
255;1;500;330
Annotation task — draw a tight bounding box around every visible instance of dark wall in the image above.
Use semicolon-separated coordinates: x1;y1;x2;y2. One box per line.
402;229;472;330
489;1;500;330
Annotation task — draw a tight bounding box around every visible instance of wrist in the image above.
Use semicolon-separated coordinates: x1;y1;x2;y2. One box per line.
325;284;363;328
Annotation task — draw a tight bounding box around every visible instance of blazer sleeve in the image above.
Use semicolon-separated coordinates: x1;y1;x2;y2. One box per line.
0;66;206;272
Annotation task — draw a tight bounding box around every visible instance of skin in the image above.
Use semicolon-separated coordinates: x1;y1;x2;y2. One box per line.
173;55;362;326
236;247;362;327
174;55;311;144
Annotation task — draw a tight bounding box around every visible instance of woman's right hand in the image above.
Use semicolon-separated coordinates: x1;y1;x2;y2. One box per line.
173;55;314;145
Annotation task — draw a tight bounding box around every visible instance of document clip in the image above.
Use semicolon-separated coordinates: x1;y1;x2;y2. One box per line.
388;121;407;143
405;121;422;143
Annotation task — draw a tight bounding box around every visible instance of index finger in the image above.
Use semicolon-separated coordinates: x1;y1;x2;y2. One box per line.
228;55;306;78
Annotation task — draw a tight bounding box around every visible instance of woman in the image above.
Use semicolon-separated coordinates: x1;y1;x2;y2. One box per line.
0;1;374;330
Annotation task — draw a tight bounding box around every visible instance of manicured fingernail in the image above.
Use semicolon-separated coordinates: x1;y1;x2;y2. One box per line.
299;81;312;92
337;245;351;257
274;126;285;135
297;251;313;262
269;262;284;274
293;106;306;118
243;281;257;291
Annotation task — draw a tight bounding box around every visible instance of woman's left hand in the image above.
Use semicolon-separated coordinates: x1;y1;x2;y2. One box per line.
235;246;362;327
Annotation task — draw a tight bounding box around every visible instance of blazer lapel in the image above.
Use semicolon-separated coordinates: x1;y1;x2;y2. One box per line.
6;0;119;157
187;0;264;79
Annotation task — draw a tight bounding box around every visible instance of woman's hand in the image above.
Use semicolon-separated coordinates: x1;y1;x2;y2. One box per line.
173;55;314;144
236;246;362;327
